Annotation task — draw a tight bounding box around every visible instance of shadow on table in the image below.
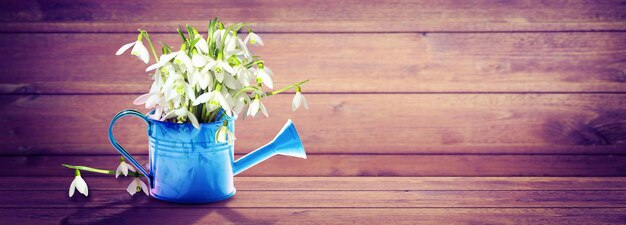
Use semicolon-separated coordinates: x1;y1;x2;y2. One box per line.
60;194;270;225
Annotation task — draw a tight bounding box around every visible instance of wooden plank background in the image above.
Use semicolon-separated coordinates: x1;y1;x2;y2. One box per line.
0;0;625;177
1;1;626;224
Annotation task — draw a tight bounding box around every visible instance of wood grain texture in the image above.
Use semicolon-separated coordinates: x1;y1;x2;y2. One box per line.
3;189;626;208
2;177;626;224
4;155;626;177
2;32;626;94
3;177;626;191
0;0;625;32
1;94;625;155
3;208;626;225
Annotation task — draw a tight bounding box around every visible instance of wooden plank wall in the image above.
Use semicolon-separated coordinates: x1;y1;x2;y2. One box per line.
1;0;625;176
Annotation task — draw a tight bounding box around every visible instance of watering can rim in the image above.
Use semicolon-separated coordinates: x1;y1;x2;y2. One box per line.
146;110;238;127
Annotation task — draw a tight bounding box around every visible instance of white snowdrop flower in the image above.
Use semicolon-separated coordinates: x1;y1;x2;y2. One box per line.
163;107;200;129
150;107;165;120
244;31;264;46
212;59;235;83
292;88;309;112
233;94;251;115
215;124;236;145
235;66;252;86
126;177;149;196
68;169;88;197
197;72;212;91
247;96;268;118
134;70;167;110
174;51;193;72
115;158;136;178
255;67;273;89
116;38;150;64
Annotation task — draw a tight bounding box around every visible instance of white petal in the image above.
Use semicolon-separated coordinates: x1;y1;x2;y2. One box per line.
198;73;211;90
146;95;160;108
175;53;193;71
237;38;252;59
194;92;215;106
302;94;309;109
187;111;200;129
249;33;264;46
195;37;209;53
201;60;217;74
215;72;224;82
121;163;129;176
131;41;150;64
115;163;123;178
216;129;226;143
227;130;236;145
75;176;88;196
292;92;302;112
256;70;273;89
248;99;260;117
192;54;208;68
259;102;269;117
133;93;151;105
116;42;135;55
163;110;178;119
221;61;235;74
223;74;238;89
146;62;164;72
69;178;76;197
185;83;196;101
244;33;251;45
215;94;232;116
174;108;187;116
127;163;136;172
127;179;138;196
160;52;178;63
139;179;150;196
151;107;163;120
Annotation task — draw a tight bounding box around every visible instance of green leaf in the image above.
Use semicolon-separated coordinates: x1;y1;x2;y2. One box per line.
208;18;219;57
189;37;202;49
160;41;173;54
186;24;195;39
177;28;188;44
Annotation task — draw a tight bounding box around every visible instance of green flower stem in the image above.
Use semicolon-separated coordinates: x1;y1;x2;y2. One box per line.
233;86;264;97
139;30;160;63
267;79;310;96
62;164;143;177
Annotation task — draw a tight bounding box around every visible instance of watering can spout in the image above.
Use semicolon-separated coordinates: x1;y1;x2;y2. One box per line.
232;119;306;176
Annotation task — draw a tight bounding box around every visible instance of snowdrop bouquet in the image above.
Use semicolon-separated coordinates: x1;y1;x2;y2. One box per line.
63;18;309;197
119;18;308;133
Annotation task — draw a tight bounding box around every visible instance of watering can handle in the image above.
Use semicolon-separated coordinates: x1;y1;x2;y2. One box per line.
108;109;152;184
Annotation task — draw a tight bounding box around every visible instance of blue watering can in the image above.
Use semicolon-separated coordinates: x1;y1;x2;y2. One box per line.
108;109;306;203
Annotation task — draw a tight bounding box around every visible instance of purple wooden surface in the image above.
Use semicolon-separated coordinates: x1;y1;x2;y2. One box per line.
0;0;625;223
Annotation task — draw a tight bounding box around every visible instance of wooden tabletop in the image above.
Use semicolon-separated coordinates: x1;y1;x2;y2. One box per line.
2;177;625;224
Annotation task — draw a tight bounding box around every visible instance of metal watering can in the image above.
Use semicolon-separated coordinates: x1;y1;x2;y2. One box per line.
107;109;306;203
